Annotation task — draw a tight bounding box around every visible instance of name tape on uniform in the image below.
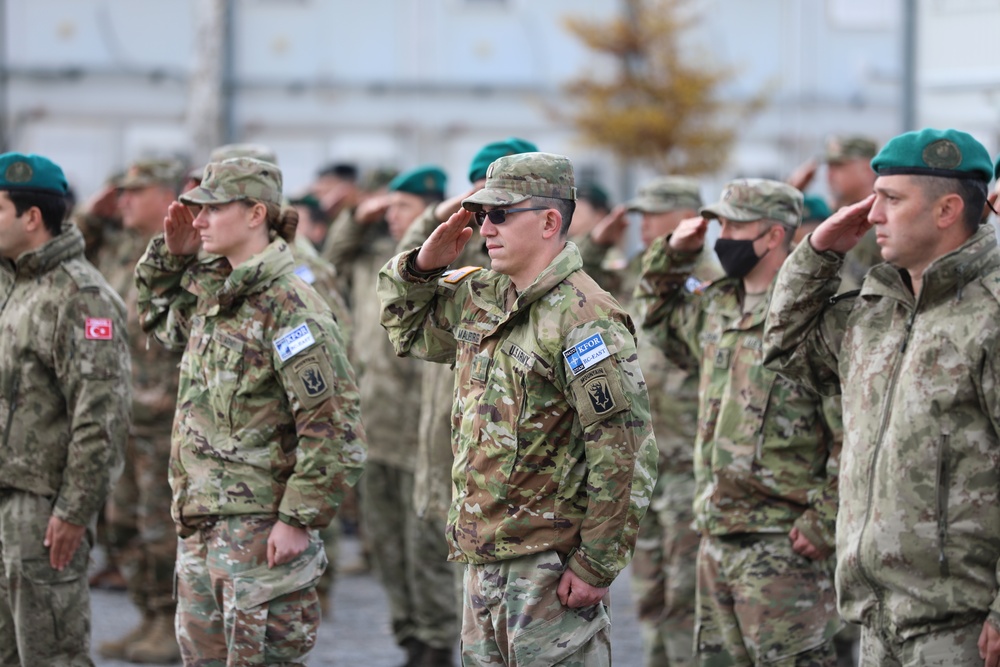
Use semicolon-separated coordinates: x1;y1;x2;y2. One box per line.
274;323;316;362
85;317;113;340
563;333;610;376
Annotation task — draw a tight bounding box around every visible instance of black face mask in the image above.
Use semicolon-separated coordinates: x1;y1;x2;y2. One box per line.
714;228;770;279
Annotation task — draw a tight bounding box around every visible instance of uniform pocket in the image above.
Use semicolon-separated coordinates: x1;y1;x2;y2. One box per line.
511;601;611;667
232;539;327;610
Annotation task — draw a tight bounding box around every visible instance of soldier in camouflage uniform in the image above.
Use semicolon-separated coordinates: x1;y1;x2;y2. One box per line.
763;128;1000;666
585;176;721;667
332;164;459;667
0;152;130;666
636;179;842;666
135;157;366;666
378;152;657;666
93;157;187;664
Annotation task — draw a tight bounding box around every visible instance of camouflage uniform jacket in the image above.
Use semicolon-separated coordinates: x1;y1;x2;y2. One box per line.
635;236;840;552
135;236;366;536
0;224;130;526
96;229;183;438
329;210;422;470
377;241;658;588
763;224;1000;641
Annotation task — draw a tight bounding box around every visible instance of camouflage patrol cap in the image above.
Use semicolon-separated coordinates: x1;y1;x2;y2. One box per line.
388;165;447;198
626;176;702;213
871;128;992;182
824;135;879;163
467;137;538;183
119;158;186;190
179;158;283;207
0;152;68;195
209;143;279;165
700;178;803;228
462;152;576;211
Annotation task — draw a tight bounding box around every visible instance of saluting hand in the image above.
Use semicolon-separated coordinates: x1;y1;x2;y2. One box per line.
355;193;391;225
434;185;480;224
668;216;710;253
590;205;629;247
164;201;202;256
809;194;876;254
414;208;474;272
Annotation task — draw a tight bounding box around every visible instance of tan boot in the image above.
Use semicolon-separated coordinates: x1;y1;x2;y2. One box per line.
125;611;181;664
97;612;154;659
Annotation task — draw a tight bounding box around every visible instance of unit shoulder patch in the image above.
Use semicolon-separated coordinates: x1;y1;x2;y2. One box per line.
274;323;316;362
287;351;335;409
563;333;610;376
571;365;628;427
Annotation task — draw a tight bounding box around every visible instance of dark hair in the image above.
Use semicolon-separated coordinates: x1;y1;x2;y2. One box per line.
917;175;988;235
7;190;70;236
317;163;358;182
532;196;576;236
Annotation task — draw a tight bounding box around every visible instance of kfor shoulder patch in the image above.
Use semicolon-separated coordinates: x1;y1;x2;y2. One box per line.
563;333;610;376
288;351;335;409
442;266;482;284
571;365;628;428
274;323;317;362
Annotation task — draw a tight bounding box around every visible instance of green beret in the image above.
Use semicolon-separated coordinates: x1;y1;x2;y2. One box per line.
0;153;68;195
577;182;612;211
871;128;992;182
388;165;446;198
467;138;538;183
802;195;831;222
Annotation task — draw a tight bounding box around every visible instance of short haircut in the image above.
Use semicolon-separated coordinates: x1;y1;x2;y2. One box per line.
6;190;69;237
317;163;358;182
915;175;988;235
532;195;576;236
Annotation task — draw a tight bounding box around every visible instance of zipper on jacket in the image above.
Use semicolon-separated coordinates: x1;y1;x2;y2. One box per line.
855;304;916;629
2;374;20;450
955;265;965;303
935;427;951;578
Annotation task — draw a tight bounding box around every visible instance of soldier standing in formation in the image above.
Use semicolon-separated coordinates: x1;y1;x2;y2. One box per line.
0;152;131;666
378;152;657;665
94;158;187;664
765;128;1000;665
135;157;366;665
637;179;842;665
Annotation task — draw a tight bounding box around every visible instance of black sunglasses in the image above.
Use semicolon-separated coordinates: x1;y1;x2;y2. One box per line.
473;207;549;227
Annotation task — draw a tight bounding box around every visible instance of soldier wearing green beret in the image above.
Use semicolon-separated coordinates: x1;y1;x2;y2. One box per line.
379;152;657;665
0;152;131;666
637;178;844;666
764;128;1000;664
136;157;366;665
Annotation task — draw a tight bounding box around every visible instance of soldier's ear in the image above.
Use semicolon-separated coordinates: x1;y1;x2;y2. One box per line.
541;208;562;240
22;205;46;234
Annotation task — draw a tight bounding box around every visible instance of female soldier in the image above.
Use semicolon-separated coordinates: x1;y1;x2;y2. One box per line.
135;157;366;666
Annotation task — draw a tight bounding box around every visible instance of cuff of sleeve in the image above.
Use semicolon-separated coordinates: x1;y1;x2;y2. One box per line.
568;551;615;589
277;512;308;529
988;609;1000;632
400;248;448;283
803;232;849;266
146;234;199;270
793;510;836;560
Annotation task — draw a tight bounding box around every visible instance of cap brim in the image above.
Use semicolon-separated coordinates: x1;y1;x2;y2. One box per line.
699;202;762;222
626;196;676;213
461;188;531;211
179;185;241;206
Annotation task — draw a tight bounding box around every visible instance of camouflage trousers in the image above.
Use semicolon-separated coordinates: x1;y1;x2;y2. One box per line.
105;432;176;613
175;514;326;667
362;461;459;649
462;551;612;666
0;490;94;667
696;533;840;666
630;470;699;667
859;619;985;666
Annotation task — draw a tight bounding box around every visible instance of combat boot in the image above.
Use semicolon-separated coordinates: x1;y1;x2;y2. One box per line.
125;611;181;664
97;611;154;660
415;644;455;667
398;637;424;667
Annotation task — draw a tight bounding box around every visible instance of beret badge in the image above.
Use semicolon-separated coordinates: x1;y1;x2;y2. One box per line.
922;139;962;170
5;161;33;184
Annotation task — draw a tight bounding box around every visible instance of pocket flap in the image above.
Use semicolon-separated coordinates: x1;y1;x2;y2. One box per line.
232;541;327;610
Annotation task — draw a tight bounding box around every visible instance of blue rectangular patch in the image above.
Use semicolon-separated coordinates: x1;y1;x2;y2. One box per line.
563;333;610;376
274;323;316;362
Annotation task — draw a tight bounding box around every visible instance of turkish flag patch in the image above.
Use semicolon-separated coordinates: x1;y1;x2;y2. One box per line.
85;318;113;340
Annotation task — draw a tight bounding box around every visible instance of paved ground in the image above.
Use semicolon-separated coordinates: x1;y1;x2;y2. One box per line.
90;535;644;666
